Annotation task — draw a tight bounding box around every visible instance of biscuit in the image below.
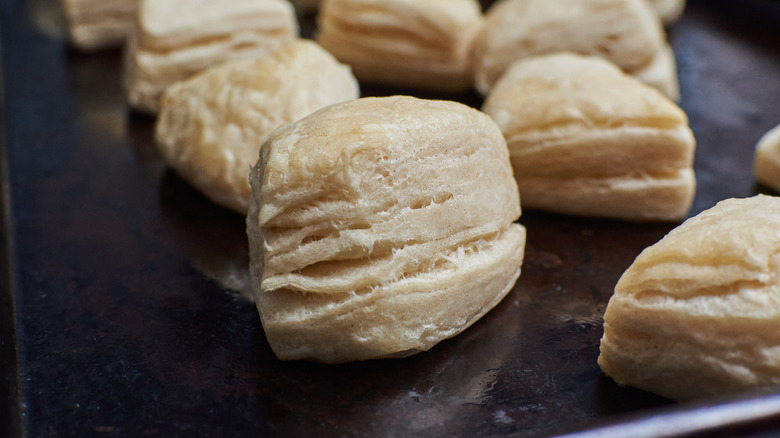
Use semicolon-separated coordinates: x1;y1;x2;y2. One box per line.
599;195;780;401
649;0;686;24
754;124;780;192
247;96;526;363
482;53;695;221
316;0;483;92
125;0;298;114
473;0;677;99
61;0;138;51
155;39;359;214
633;43;680;101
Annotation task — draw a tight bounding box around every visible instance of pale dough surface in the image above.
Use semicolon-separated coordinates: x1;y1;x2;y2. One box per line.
247;96;526;363
125;0;298;114
482;53;695;221
155;39;359;214
317;0;483;92
599;195;780;401
473;0;677;99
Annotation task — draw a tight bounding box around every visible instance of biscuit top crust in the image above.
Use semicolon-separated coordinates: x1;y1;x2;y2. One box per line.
139;0;298;51
155;39;359;213
316;0;484;88
255;95;520;229
484;53;687;137
475;0;664;92
320;0;481;41
615;195;780;317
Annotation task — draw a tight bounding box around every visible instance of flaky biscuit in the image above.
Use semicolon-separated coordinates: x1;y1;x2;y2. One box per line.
633;43;680;101
599;195;780;401
754;124;780;192
473;0;676;98
247;96;526;363
61;0;138;51
482;53;695;221
649;0;687;24
125;0;298;114
316;0;483;92
155;40;359;214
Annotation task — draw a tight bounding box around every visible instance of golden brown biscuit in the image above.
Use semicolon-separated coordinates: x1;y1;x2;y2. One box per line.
125;0;298;114
155;39;359;214
61;0;138;51
247;96;526;363
316;0;483;92
599;195;780;401
482;53;695;221
754;124;780;192
649;0;686;24
473;0;677;99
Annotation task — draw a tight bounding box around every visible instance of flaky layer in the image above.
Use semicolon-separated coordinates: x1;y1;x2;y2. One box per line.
483;53;695;221
599;195;780;401
519;169;695;221
138;0;297;51
754;124;780;192
155;40;359;214
474;0;666;95
484;53;687;136
257;225;526;363
247;96;525;362
316;0;483;92
125;0;297;114
506;125;694;180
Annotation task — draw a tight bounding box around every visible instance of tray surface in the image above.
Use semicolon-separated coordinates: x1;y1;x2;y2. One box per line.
2;0;780;436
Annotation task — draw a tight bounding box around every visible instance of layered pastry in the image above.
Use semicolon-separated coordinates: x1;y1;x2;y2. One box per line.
125;0;298;114
599;195;780;401
473;0;679;100
316;0;484;92
247;96;526;363
155;40;359;214
482;53;695;221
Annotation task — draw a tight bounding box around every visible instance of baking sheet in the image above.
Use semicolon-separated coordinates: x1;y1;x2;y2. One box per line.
2;0;780;436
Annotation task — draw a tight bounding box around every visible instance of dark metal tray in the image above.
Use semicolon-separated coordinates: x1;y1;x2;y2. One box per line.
2;0;780;436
